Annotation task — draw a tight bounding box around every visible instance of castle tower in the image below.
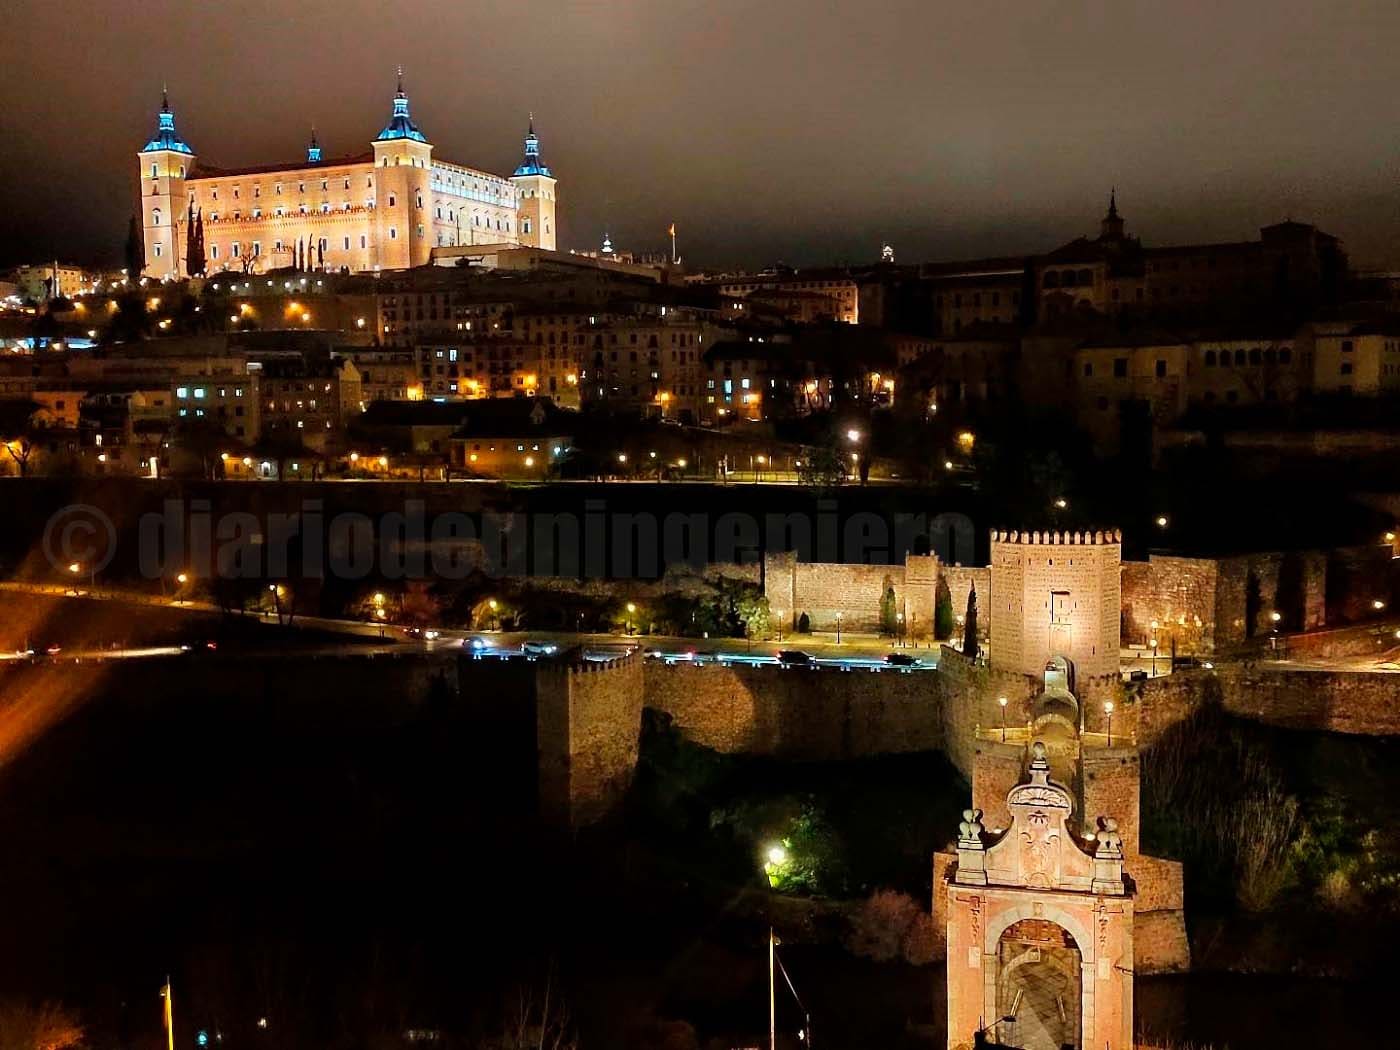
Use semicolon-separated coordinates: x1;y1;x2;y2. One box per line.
137;89;195;280
306;127;322;164
510;116;557;251
1099;189;1125;241
371;69;433;270
946;742;1134;1050
988;529;1122;685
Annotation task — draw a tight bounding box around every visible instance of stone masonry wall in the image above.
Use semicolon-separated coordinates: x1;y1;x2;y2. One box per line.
1133;663;1400;741
932;646;1039;779
989;529;1121;681
643;661;943;759
1120;555;1219;653
535;651;645;827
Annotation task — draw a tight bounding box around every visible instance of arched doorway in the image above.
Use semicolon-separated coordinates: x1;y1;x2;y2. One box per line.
996;918;1082;1050
1043;655;1074;696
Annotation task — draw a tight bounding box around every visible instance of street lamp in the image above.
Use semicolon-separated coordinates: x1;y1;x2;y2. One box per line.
1104;701;1115;746
1156;515;1169;528
835;611;844;645
626;601;637;635
1150;637;1159;676
998;696;1008;742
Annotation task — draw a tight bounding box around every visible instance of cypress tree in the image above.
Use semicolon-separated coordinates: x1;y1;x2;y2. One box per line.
962;583;979;659
124;215;144;280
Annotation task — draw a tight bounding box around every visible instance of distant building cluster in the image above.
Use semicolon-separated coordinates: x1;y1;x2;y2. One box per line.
6;160;1400;481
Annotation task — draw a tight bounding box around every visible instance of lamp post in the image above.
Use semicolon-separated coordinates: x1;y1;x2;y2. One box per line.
998;696;1008;742
1150;637;1159;677
1104;700;1115;747
835;612;843;646
626;601;637;636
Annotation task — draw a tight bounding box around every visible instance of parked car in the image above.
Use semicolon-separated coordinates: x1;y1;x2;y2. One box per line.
776;649;814;667
884;652;920;668
521;640;559;656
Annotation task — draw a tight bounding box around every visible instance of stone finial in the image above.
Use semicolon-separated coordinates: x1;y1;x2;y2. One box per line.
1094;817;1124;858
1029;739;1049;770
958;808;986;848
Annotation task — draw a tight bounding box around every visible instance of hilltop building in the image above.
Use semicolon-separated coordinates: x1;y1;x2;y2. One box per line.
137;77;557;280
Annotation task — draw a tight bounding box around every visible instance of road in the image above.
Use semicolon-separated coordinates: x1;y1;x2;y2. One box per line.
0;581;937;672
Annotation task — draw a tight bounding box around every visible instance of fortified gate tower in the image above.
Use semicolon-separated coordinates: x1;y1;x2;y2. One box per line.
946;742;1133;1050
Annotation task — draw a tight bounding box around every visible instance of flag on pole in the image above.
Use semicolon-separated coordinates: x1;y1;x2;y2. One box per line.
162;978;174;1050
668;223;676;238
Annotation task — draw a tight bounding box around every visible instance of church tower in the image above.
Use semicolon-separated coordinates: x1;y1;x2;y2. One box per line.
1099;189;1125;242
511;116;557;251
137;89;195;279
371;70;433;270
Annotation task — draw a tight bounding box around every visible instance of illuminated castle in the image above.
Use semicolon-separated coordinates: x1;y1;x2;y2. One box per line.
137;74;558;279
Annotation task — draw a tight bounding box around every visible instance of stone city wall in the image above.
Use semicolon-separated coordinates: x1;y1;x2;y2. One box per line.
764;551;912;634
1120;555;1219;653
643;660;944;760
535;650;645;828
933;646;1039;778
1132;663;1400;742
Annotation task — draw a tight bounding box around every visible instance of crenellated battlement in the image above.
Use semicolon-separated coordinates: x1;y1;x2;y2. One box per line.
990;528;1123;546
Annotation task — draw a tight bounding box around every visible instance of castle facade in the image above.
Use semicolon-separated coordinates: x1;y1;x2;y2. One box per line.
137;76;557;280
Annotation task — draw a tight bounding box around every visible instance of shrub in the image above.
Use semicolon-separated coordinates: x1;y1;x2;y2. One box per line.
844;889;940;965
796;612;811;634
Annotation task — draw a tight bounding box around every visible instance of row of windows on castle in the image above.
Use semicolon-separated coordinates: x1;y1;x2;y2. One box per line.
150;168;515;204
153;191;513;232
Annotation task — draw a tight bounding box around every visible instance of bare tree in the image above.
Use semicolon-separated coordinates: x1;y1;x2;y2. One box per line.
0;1000;84;1050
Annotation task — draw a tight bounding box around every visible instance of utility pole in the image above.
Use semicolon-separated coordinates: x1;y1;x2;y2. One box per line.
769;928;776;1050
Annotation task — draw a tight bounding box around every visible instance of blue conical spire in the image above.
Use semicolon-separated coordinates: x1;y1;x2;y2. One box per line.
307;127;322;163
141;87;194;155
375;67;428;143
513;113;552;177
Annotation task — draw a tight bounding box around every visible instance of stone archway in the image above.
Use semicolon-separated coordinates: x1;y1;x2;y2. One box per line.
996;918;1083;1050
1043;655;1074;696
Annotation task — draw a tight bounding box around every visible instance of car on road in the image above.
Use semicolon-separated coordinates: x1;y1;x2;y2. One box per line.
521;640;559;657
464;637;490;653
776;649;814;667
884;652;920;668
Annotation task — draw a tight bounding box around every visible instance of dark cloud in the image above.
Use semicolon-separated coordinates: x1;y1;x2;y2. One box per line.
2;0;1397;269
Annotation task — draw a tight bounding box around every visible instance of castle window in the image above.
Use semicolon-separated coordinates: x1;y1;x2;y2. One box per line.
416;193;423;208
321;203;330;213
523;218;531;234
275;207;283;217
152;208;161;225
360;235;367;248
252;208;261;218
211;188;218;200
343;237;350;250
231;243;240;258
1235;349;1245;365
179;165;185;177
233;187;239;199
252;242;260;257
276;184;282;194
389;228;397;239
254;186;260;198
275;240;283;252
151;163;158;178
210;245;218;259
321;180;327;190
388;194;396;207
154;244;162;258
1205;350;1216;366
299;182;305;193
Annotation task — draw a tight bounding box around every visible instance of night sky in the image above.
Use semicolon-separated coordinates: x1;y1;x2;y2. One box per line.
2;0;1398;270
